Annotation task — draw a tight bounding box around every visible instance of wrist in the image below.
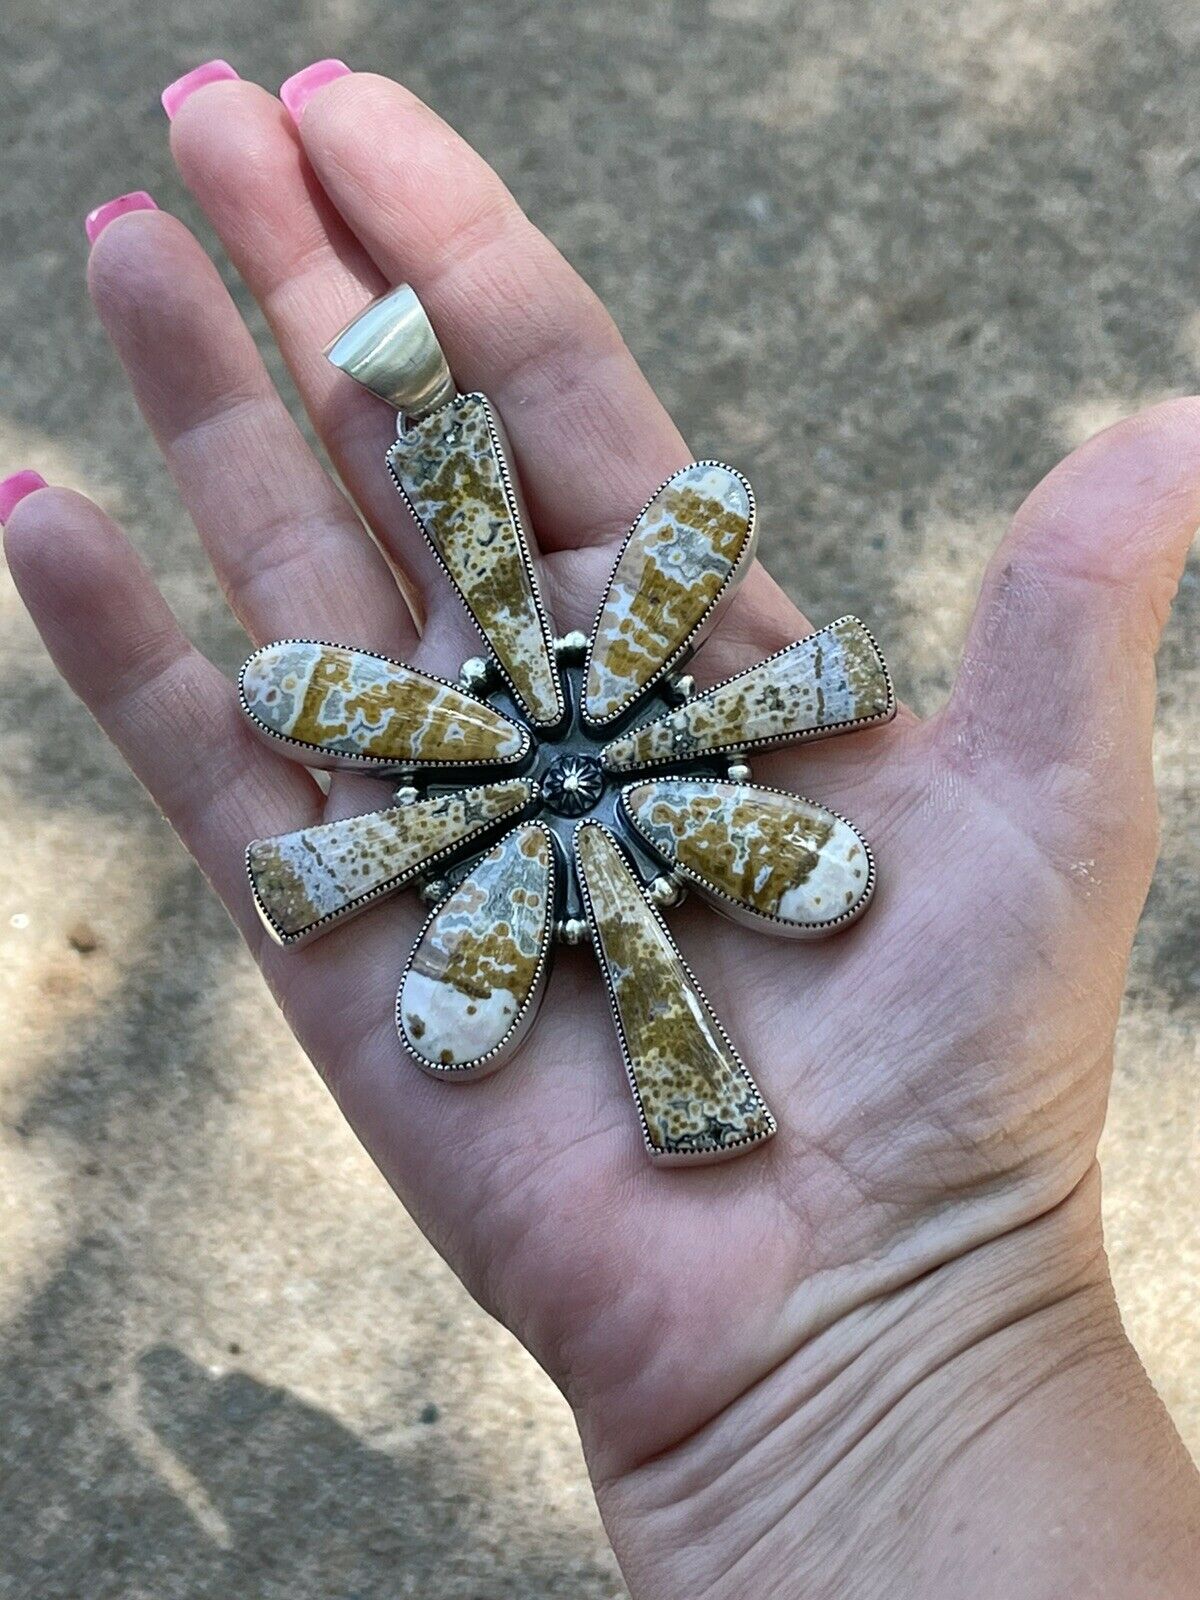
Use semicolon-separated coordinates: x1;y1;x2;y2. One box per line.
589;1170;1199;1600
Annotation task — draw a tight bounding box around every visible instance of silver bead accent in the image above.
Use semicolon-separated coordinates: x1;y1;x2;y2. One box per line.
555;630;588;662
458;657;493;693
649;874;686;908
393;785;420;806
556;917;589;945
672;673;695;702
420;878;449;906
726;763;752;784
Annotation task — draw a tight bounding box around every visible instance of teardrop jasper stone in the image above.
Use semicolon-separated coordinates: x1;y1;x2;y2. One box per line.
583;463;755;726
575;824;775;1161
601;617;893;772
240;641;530;768
247;779;535;944
621;779;873;935
399;824;554;1074
388;394;564;727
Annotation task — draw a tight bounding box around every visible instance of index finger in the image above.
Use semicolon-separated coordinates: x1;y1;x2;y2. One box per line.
288;70;693;558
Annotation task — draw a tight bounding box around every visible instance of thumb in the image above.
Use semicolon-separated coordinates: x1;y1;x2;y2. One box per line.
942;400;1198;863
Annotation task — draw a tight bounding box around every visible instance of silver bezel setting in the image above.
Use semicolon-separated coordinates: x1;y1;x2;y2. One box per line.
238;638;533;774
428;642;734;934
387;391;567;730
618;777;877;939
599;615;896;773
396;820;559;1080
580;461;759;731
247;778;540;947
573;822;777;1165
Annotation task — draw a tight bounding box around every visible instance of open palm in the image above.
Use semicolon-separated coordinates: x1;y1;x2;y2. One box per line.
7;69;1197;1594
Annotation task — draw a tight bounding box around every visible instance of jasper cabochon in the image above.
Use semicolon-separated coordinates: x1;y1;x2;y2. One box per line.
584;463;755;725
389;394;563;727
576;823;775;1160
399;824;555;1073
622;779;874;934
601;616;893;771
241;640;529;768
248;780;536;943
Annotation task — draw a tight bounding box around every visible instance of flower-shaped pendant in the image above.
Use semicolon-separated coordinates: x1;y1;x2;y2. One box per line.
239;287;895;1165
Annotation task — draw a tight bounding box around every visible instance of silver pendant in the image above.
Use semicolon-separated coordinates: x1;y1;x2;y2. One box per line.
239;285;896;1164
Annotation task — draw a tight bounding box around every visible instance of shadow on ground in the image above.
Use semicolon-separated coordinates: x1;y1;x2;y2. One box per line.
4;1312;611;1598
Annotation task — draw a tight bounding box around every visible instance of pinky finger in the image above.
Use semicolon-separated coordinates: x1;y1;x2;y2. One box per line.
3;484;320;943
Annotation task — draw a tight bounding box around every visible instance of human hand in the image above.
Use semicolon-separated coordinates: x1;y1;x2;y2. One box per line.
6;65;1197;1599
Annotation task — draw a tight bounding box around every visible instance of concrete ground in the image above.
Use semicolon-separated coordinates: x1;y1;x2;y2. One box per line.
1;0;1196;1594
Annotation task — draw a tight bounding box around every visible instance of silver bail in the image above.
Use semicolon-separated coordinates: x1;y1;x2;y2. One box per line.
324;283;457;421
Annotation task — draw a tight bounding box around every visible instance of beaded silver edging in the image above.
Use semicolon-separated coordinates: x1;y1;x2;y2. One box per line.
396;820;559;1080
386;392;567;730
579;461;759;731
238;639;533;773
618;777;877;939
246;779;540;947
599;615;896;773
573;821;777;1166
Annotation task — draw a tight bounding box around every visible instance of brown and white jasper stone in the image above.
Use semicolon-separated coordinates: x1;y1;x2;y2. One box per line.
601;616;892;772
621;779;874;935
240;641;529;769
388;394;564;727
247;779;536;944
398;824;554;1074
583;463;755;727
575;823;775;1161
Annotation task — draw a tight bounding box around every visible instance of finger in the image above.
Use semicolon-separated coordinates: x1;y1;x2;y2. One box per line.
86;206;418;657
171;73;808;667
3;485;318;935
945;397;1200;862
250;70;691;557
286;70;818;664
166;77;475;669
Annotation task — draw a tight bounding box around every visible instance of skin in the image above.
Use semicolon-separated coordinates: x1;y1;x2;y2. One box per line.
5;69;1198;1598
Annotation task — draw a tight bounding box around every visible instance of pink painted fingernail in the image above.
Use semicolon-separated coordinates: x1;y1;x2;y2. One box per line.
280;59;351;123
85;191;159;245
161;59;240;120
0;471;48;525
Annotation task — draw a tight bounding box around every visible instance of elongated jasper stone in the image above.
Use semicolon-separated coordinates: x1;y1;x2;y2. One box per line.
622;779;873;933
601;617;892;772
248;779;535;943
575;824;775;1160
388;394;563;727
399;824;554;1072
584;463;755;726
241;641;529;768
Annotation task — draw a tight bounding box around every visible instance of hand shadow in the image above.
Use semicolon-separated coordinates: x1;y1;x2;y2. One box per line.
2;1287;620;1599
131;1345;617;1598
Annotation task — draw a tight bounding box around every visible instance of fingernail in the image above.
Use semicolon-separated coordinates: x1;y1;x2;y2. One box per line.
85;191;159;245
279;59;351;123
161;59;239;120
0;471;48;525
